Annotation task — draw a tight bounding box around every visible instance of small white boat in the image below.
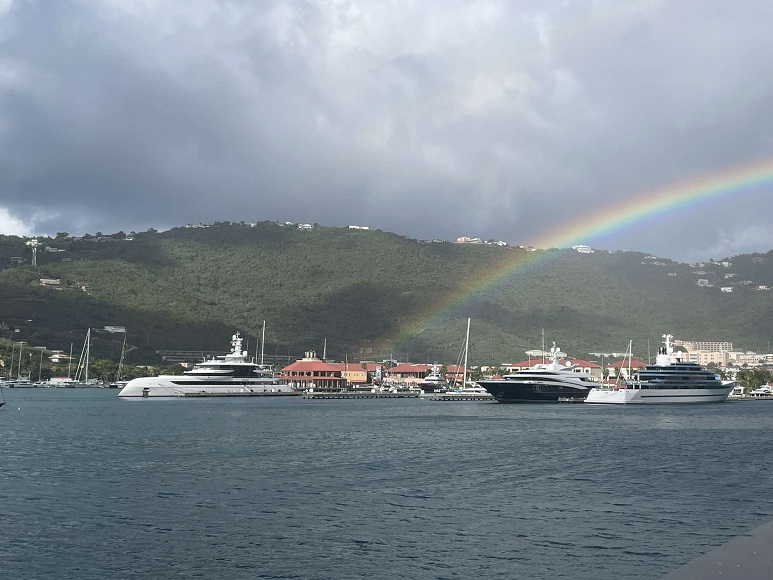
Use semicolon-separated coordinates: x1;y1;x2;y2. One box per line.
444;384;494;398
417;364;448;393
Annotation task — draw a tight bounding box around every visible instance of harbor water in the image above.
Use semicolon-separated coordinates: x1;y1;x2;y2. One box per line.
2;390;773;579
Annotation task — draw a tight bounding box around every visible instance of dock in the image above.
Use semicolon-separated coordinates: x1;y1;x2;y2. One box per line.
179;391;302;398
428;394;495;401
302;391;421;399
727;395;773;402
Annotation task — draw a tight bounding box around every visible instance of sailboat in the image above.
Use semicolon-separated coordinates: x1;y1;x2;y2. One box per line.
446;318;492;399
68;329;99;388
107;333;128;388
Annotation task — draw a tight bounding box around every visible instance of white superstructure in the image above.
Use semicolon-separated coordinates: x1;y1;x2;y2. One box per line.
477;343;598;402
585;334;734;404
118;333;298;398
418;364;448;392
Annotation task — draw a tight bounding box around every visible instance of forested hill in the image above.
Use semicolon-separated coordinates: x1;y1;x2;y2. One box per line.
1;222;772;365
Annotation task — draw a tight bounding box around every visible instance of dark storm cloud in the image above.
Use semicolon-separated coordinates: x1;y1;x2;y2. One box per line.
1;0;772;261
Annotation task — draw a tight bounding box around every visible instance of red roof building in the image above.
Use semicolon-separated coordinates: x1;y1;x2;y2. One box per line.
385;363;432;385
328;362;384;385
280;351;346;391
605;359;647;380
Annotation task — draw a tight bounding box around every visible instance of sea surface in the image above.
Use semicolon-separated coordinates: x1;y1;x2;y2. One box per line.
2;390;773;579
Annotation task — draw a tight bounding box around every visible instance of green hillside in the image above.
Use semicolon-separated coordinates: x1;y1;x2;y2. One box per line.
1;223;771;366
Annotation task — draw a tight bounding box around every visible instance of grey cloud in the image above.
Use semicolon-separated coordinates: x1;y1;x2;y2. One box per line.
0;0;772;260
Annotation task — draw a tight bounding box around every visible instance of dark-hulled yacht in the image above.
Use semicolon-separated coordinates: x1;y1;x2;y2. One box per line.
477;343;597;403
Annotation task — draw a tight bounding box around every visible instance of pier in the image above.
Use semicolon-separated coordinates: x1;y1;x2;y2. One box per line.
428;394;495;401
302;391;421;399
177;391;302;398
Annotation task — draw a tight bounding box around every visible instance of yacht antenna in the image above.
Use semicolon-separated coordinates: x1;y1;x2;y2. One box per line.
322;337;327;361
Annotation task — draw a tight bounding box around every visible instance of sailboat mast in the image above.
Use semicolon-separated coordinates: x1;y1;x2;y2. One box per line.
627;340;633;381
18;341;24;379
322;337;327;361
67;343;73;379
85;328;90;382
9;343;14;380
260;320;266;367
463;318;470;387
117;333;126;381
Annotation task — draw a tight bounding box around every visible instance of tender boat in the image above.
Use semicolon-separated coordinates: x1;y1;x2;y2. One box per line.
118;333;299;398
443;384;494;399
477;343;598;403
417;364;448;393
584;334;735;404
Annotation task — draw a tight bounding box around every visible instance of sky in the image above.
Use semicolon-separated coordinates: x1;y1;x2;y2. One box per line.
1;0;773;263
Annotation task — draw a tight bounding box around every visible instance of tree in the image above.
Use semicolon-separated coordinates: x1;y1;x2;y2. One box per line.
737;368;773;391
89;359;118;381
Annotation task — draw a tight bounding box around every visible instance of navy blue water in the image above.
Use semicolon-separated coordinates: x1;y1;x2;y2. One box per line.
3;391;773;579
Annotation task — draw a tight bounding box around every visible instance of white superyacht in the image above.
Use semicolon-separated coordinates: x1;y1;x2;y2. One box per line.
118;333;299;398
585;334;734;404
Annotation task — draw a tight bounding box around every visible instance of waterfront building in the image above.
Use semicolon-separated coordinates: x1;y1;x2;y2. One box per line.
280;351;346;391
605;359;647;380
385;363;432;386
329;362;383;385
674;339;733;352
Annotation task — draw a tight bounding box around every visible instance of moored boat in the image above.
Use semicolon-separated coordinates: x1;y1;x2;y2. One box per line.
118;333;299;398
441;384;494;399
477;343;598;403
584;334;734;404
417;364;448;393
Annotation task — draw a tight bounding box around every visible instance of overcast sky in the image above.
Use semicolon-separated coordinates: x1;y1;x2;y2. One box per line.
1;0;772;262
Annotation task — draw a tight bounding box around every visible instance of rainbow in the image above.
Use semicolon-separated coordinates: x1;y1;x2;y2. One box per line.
395;156;773;341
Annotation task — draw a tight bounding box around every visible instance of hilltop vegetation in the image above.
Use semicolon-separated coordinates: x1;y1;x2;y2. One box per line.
1;222;771;366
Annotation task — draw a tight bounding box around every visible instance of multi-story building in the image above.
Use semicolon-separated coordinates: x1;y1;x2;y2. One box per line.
674;339;733;352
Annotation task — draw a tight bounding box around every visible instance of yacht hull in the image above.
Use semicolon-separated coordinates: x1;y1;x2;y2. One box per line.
118;377;299;398
585;386;733;404
477;380;591;403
